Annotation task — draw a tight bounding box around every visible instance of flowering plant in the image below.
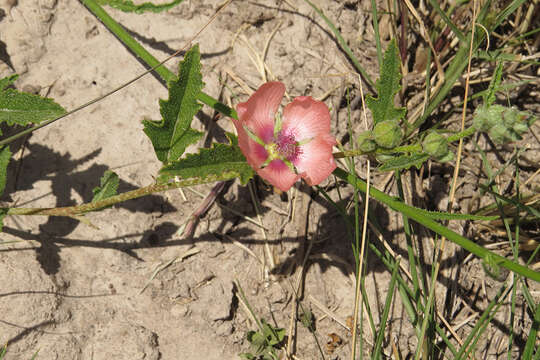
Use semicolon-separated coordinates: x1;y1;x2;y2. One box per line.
232;82;337;192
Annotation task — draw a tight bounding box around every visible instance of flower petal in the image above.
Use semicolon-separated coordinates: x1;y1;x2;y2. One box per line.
232;117;268;169
236;81;285;142
257;159;300;192
281;96;331;141
294;134;336;186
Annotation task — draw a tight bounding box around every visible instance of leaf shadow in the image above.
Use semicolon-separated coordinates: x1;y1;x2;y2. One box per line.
2;141;177;274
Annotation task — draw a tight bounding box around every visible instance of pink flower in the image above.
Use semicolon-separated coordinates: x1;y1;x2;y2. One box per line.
233;81;337;192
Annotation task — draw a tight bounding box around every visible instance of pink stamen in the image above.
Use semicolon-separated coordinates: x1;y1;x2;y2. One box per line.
275;132;301;161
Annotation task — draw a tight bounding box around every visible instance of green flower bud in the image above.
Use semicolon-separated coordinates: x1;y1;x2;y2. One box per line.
357;131;377;152
373;120;402;149
512;121;528;135
474;105;537;144
489;124;509;144
438;151;454;163
422;131;448;159
473;105;505;131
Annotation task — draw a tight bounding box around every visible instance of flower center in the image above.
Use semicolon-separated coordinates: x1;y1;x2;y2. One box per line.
275;132;301;161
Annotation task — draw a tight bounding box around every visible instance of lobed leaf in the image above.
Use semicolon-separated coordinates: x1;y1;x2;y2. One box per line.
92;170;119;203
142;45;204;164
0;75;66;135
365;39;406;125
158;143;254;185
96;0;184;13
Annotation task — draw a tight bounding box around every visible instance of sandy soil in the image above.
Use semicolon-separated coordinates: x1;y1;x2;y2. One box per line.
0;0;537;359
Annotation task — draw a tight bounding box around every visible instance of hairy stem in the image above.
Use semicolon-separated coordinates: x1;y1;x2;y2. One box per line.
4;172;239;217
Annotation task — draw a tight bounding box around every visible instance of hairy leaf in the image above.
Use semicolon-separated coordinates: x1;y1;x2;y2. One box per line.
143;45;204;164
0;146;11;198
92;170;119;203
365;39;406;125
410;208;498;222
378;153;429;172
484;62;503;106
96;0;184;13
0;146;10;233
0;75;66;135
158;143;254;185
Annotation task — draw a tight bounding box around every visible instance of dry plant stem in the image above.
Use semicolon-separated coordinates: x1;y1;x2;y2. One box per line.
247;181;275;273
416;3;478;359
286;183;311;356
0;0;233;149
5;173;239;217
441;0;479;317
402;0;444;81
181;181;227;238
351;75;371;359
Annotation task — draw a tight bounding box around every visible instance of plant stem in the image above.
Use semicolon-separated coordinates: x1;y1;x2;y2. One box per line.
447;125;476;142
332;167;540;282
4;172;239;217
81;0;238;120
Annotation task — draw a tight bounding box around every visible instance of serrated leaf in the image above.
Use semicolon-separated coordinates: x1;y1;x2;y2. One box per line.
365;39;406;124
96;0;184;13
0;146;11;197
378;153;429;172
142;45;204;164
484;62;503;106
92;170;119;202
0;75;66;134
158;143;254;185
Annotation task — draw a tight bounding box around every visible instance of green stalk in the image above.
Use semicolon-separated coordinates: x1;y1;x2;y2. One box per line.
372;256;400;359
332;167;540;282
4;171;239;217
81;0;238;119
81;0;175;83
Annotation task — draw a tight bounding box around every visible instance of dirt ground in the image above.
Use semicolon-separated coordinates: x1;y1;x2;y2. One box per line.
0;0;538;359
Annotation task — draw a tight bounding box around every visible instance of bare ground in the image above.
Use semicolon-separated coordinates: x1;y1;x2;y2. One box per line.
0;0;538;359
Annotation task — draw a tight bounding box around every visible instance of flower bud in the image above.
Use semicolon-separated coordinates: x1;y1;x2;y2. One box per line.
357;131;377;152
488;124;508;144
422;131;448;159
473;105;505;132
373;120;402;149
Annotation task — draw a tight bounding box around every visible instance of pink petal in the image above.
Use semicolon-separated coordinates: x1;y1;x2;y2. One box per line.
232;118;268;169
281;96;331;141
257;160;300;192
236;82;285;142
294;133;336;186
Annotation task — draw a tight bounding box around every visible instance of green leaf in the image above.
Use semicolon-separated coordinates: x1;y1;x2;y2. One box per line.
92;170;119;203
0;146;11;197
158;143;254;185
0;208;7;233
484;62;503;106
0;74;66;135
96;0;184;13
409;208;498;222
143;45;204;164
378;153;429;172
482;253;505;280
365;39;406;125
